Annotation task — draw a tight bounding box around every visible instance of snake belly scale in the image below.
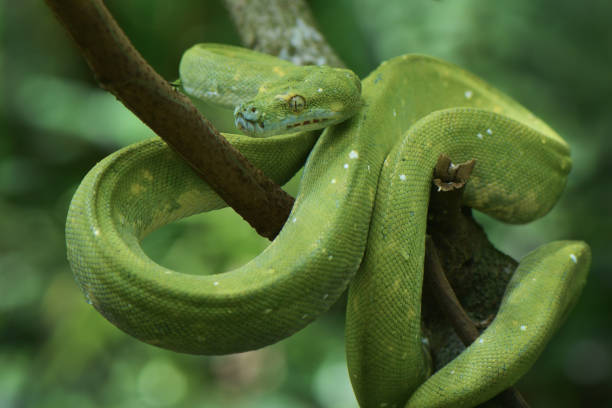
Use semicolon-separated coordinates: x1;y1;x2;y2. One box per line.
66;44;590;408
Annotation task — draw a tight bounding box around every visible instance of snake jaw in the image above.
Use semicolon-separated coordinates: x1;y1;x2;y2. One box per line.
285;117;331;130
234;111;266;137
234;102;339;137
234;104;267;136
235;112;339;137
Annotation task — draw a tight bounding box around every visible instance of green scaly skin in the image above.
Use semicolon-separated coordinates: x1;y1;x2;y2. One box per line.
66;44;591;408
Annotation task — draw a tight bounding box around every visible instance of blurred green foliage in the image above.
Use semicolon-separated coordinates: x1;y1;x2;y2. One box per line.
1;0;611;407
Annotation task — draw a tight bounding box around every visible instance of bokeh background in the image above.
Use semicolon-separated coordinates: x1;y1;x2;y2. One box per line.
2;0;611;407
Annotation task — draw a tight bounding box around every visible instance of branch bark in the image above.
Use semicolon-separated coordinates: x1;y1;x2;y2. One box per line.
44;0;293;240
223;0;345;67
425;236;480;345
425;238;529;408
424;156;529;408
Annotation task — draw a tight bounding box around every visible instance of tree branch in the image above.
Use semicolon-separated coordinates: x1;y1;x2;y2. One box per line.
425;236;480;345
223;0;345;67
424;155;529;408
425;238;528;408
44;0;293;240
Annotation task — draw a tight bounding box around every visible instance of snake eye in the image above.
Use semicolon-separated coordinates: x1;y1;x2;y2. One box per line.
288;95;306;113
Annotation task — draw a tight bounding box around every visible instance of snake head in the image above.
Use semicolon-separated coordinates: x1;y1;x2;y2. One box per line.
234;66;362;137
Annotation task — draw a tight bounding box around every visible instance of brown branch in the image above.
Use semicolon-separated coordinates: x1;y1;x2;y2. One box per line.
424;156;529;408
425;239;529;408
44;0;293;240
425;236;480;345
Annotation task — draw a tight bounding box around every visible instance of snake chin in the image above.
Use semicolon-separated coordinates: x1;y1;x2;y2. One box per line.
235;113;265;137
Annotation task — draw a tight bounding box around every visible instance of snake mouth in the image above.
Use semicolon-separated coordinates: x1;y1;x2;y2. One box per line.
235;113;265;136
285;117;331;130
235;113;335;136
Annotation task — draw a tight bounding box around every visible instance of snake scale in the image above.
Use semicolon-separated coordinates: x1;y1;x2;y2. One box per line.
66;44;591;407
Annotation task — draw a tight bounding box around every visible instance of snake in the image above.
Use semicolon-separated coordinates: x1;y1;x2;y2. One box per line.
66;44;591;407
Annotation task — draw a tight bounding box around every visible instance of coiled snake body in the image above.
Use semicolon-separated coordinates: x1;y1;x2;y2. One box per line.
66;44;590;407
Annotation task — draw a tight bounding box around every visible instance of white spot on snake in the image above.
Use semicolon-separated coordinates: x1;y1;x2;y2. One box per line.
92;227;100;236
349;150;359;159
292;217;297;223
328;255;334;261
477;133;483;139
520;325;527;331
213;281;219;286
323;293;329;300
464;90;473;99
331;178;336;184
367;165;371;172
486;128;493;135
399;174;407;181
451;370;455;375
421;337;429;345
264;308;272;314
479;338;484;344
570;254;577;263
393;109;397;117
344;163;349;169
165;271;172;274
317;88;323;93
302;314;309;319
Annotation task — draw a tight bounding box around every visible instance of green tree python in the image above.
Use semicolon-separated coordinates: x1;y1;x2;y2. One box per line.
66;44;591;407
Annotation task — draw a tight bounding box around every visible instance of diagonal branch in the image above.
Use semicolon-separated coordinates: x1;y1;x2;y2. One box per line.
44;0;293;240
425;238;529;408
